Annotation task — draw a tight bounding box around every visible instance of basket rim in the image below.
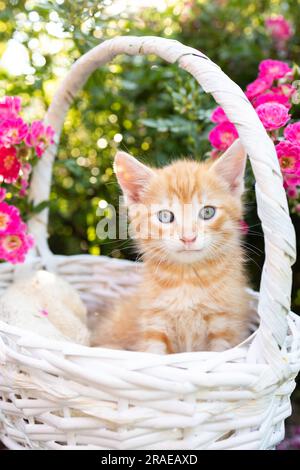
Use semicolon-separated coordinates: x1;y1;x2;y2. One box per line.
0;308;298;366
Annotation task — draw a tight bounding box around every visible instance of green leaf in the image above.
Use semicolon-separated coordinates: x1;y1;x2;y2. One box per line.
31;200;51;214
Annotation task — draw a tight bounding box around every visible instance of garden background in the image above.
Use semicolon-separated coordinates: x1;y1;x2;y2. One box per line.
1;0;300;448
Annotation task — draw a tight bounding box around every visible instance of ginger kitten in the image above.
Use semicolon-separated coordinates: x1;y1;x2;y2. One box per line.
92;140;251;353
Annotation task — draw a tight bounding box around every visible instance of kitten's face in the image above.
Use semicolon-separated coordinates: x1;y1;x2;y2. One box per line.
114;141;246;265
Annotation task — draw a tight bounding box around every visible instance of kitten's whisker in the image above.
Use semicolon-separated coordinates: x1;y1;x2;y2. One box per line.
247;223;263;228
102;239;134;256
211;240;263;271
241;242;264;255
246;232;264;237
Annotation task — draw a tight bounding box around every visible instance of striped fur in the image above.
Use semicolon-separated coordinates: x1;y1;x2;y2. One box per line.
92;144;251;353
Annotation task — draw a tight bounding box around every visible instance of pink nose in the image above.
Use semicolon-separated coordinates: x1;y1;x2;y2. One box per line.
180;235;197;244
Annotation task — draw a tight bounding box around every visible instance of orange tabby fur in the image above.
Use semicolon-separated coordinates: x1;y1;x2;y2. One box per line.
92;140;251;353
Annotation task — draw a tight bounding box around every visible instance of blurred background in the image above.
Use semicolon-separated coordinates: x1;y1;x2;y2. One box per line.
1;0;300;448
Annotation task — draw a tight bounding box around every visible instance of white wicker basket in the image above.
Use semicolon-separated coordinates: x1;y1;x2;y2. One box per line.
0;36;300;450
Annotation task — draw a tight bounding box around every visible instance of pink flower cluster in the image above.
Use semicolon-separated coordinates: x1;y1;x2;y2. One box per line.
209;57;300;214
246;59;299;195
0;96;55;264
0;188;34;263
208;121;238;151
0;96;54;183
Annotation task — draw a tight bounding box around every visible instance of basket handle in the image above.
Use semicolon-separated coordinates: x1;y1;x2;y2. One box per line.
28;36;296;358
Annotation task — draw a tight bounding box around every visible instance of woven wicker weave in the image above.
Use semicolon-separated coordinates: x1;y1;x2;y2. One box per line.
0;36;299;450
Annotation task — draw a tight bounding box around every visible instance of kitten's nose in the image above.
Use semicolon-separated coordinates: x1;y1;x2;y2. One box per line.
180;234;197;244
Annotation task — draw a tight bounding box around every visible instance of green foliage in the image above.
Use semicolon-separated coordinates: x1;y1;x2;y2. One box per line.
0;0;299;310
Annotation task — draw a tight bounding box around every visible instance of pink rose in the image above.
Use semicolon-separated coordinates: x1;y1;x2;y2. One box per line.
210;107;229;124
287;186;298;199
284;122;300;145
208;122;238;151
275;141;300;177
0;202;22;235
25;120;55;157
253;92;291;110
284;173;300;188
0;96;21;122
265;16;293;42
256;102;290;130
0;227;34;264
258;59;292;80
0;146;21;183
245;77;272;100
0;117;29;147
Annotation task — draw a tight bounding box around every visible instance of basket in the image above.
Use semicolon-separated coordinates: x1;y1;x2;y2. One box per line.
0;36;300;450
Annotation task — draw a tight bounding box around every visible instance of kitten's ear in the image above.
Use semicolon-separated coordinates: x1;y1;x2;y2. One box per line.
210;139;247;196
114;151;155;203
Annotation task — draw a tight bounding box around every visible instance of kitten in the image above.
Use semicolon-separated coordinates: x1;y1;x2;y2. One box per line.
92;140;251;353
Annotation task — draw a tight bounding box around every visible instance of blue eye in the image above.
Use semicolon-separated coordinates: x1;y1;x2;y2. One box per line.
199;206;216;220
157;210;175;223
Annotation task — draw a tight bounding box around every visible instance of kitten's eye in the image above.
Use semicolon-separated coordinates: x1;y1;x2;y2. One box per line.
199;206;216;220
157;210;175;223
